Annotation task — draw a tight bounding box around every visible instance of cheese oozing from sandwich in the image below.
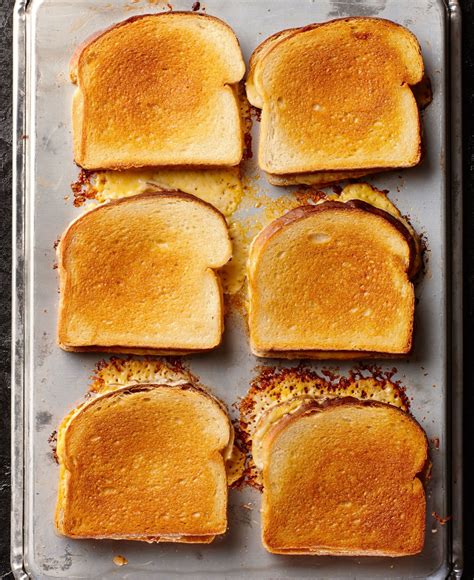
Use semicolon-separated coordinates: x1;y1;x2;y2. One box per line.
95;167;243;217
239;367;409;486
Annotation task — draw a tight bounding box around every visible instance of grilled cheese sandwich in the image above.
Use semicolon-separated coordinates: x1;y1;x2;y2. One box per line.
239;366;427;555
71;13;246;169
55;382;233;542
248;194;418;358
247;17;425;184
259;398;428;555
57;191;232;354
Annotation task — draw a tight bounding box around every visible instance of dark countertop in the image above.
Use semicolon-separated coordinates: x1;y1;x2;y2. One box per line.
0;1;473;578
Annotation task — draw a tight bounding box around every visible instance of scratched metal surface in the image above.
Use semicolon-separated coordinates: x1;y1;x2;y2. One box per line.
11;0;459;578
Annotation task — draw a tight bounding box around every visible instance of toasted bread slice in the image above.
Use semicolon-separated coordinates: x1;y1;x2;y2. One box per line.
248;200;415;358
260;398;427;555
71;13;245;169
247;17;424;175
55;383;232;541
57;191;231;354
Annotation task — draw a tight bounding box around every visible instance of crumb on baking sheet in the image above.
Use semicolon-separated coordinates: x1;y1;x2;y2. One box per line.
113;555;128;566
48;430;58;464
432;512;452;525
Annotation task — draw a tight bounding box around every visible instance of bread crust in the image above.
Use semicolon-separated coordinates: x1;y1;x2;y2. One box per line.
58;344;215;355
250;349;409;360
265;169;378;187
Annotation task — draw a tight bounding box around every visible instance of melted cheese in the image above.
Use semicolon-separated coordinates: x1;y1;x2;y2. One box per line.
95;167;243;217
226;445;246;486
330;183;408;229
219;220;249;295
240;368;408;482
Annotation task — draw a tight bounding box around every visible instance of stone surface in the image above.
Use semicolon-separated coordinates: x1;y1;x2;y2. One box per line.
0;0;473;577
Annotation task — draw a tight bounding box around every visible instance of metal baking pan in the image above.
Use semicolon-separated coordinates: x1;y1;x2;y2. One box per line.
11;0;463;577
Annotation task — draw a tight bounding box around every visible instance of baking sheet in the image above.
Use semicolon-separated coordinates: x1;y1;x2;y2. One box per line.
11;0;463;578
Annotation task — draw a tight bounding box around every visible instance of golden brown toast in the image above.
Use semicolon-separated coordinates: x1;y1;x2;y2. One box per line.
260;398;428;556
71;13;245;169
55;383;232;541
248;200;416;358
57;191;231;354
247;17;424;175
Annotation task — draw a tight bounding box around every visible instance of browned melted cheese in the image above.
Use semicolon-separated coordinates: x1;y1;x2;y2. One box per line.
239;365;409;488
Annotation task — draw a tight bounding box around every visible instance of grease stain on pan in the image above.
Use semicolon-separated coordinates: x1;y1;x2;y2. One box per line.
40;545;73;571
37;332;54;369
36;410;53;431
327;0;387;18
